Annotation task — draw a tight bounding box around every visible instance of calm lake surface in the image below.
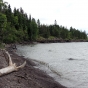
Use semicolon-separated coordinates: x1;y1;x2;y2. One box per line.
16;42;88;88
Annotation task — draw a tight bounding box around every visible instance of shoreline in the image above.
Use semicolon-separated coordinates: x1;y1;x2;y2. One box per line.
0;46;67;88
36;39;88;43
15;39;88;45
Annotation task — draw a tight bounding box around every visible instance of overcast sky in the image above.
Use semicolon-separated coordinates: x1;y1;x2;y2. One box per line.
4;0;88;33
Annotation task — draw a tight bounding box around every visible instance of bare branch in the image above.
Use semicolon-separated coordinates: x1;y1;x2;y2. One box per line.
5;50;13;66
17;61;26;69
0;49;26;76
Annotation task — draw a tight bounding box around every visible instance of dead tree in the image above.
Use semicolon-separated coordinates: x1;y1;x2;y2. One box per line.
0;50;26;76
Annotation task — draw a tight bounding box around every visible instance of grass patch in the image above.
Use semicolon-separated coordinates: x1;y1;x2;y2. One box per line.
0;43;5;49
48;36;56;40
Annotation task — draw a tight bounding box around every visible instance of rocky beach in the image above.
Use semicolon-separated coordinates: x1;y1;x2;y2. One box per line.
0;45;66;88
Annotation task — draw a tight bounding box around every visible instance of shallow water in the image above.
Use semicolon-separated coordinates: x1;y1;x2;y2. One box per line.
16;42;88;88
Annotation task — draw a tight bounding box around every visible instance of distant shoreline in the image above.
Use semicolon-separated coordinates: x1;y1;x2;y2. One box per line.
17;39;88;45
36;39;88;43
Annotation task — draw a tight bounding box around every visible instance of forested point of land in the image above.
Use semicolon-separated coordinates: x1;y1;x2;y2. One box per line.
0;0;87;43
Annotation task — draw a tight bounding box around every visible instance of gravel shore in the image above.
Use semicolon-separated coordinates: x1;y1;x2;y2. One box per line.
0;46;67;88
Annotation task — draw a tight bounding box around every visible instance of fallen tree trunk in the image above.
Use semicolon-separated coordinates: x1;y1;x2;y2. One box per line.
0;49;26;76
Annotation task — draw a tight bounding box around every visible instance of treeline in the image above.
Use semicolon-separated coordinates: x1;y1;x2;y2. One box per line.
0;0;87;43
39;24;87;40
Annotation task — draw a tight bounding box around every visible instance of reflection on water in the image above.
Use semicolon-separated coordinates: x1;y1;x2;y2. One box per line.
16;42;88;88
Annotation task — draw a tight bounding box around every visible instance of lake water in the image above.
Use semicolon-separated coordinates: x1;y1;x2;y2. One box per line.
16;42;88;88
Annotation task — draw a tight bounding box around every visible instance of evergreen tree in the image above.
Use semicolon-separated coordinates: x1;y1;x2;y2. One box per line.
0;13;7;42
29;18;38;40
0;0;87;43
0;0;7;13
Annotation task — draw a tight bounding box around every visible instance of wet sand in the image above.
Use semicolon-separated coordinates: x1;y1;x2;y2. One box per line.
0;47;67;88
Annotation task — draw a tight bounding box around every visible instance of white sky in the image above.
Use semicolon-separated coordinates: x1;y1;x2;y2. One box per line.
4;0;88;33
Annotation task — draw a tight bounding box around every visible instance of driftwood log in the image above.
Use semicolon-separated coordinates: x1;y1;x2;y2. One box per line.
0;49;26;76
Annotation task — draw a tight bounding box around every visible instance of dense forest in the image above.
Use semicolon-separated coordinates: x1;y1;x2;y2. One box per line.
0;0;87;43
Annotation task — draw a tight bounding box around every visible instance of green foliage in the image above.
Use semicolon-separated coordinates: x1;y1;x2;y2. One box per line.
0;13;7;42
28;18;38;40
48;36;55;40
3;22;17;43
0;0;7;13
37;36;45;40
3;34;17;43
39;25;50;38
0;0;87;44
0;13;7;28
0;43;5;49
